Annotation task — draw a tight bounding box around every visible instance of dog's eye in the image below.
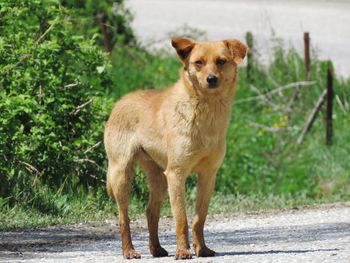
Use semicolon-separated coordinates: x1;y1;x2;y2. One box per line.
195;60;203;66
217;59;226;66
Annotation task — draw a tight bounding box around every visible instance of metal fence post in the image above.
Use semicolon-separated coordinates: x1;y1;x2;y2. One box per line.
326;65;334;145
246;32;253;81
304;32;310;81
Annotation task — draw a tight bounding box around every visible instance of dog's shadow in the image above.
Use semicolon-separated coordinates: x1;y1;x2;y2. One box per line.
203;222;350;245
158;222;348;257
216;248;339;257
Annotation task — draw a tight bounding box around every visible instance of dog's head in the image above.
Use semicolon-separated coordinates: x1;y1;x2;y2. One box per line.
171;37;248;93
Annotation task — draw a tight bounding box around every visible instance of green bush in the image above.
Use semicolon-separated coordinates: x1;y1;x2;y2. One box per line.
1;1;349;228
217;39;350;198
109;46;181;97
0;0;112;209
61;0;135;47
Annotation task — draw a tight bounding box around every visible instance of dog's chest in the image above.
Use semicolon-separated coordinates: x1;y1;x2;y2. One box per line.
173;99;230;149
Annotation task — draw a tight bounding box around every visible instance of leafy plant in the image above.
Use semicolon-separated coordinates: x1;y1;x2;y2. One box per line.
0;0;112;209
1;4;349;229
60;0;135;47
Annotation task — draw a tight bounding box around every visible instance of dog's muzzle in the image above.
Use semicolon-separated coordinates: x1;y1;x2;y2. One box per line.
207;74;218;89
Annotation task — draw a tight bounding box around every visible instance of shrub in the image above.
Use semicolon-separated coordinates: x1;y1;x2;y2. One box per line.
0;0;112;210
61;0;135;47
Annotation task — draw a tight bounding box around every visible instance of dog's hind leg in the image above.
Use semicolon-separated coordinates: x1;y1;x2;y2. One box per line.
107;158;141;259
139;158;169;257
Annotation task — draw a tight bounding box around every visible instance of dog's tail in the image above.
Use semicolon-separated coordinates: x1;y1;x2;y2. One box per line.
106;181;112;197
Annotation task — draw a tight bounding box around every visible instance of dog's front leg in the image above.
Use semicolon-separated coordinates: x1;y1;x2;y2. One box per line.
192;169;217;257
165;167;192;259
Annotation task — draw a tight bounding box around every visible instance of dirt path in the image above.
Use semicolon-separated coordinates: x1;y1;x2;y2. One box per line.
1;202;350;262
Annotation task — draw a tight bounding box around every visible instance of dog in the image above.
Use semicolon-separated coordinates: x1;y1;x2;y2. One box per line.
104;37;248;259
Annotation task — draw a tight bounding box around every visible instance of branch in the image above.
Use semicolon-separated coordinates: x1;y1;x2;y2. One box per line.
36;20;57;44
88;174;106;184
19;161;41;175
296;89;327;144
64;83;79;89
248;121;297;133
73;158;107;182
84;141;102;154
335;95;347;113
248;121;282;133
248;85;279;110
235;81;316;104
70;99;94;115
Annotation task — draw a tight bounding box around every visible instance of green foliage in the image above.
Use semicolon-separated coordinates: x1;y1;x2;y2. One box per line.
60;0;135;47
0;186;117;230
0;0;112;209
217;38;350;199
109;46;181;97
0;1;349;229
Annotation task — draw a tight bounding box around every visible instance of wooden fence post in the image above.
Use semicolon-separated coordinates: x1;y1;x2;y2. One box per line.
97;11;112;53
246;32;253;81
304;32;310;81
326;65;334;145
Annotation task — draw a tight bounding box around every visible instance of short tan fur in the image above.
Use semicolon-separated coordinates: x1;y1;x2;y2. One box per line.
104;37;248;259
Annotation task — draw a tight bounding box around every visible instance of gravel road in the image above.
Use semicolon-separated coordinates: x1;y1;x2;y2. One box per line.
1;202;350;263
126;0;350;77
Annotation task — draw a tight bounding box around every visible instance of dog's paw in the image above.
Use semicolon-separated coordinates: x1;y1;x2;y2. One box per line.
123;249;141;259
150;246;168;257
195;246;216;257
175;248;192;260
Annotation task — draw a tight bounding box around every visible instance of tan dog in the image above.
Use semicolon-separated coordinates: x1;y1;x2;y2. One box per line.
104;37;247;259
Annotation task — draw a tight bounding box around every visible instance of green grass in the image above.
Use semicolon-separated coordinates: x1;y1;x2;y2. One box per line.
1;191;346;231
108;46;181;96
1;38;350;231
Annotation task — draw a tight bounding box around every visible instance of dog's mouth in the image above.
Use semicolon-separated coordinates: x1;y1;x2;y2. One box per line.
207;82;219;89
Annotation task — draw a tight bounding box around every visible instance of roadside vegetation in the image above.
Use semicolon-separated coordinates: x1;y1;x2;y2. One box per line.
0;0;349;231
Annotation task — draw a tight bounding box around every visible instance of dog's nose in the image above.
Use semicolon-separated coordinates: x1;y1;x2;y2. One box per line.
207;74;218;87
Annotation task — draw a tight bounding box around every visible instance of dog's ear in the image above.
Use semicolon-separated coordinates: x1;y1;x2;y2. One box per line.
223;40;248;64
171;37;195;62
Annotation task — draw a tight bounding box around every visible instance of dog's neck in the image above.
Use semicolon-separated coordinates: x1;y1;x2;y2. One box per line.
180;69;237;107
